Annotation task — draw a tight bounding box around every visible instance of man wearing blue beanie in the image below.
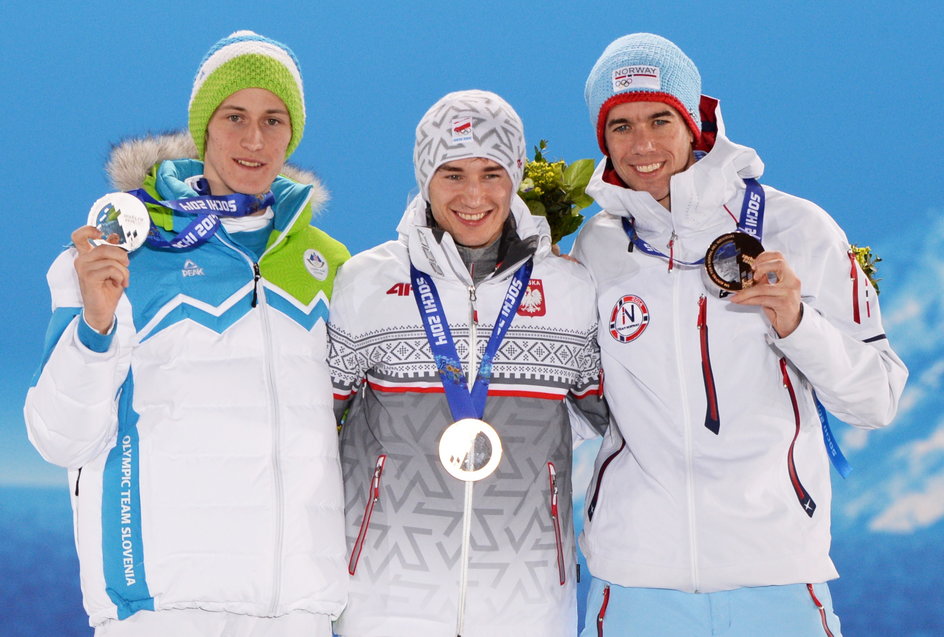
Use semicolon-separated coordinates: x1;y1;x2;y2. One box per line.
572;33;908;636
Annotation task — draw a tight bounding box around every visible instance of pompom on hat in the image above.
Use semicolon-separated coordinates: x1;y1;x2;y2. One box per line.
414;90;526;200
188;30;305;159
585;33;701;155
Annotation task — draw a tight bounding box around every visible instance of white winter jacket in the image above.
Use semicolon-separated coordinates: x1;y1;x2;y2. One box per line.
24;135;349;626
573;97;908;593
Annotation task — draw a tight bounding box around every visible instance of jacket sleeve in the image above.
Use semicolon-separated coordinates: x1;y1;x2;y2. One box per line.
327;262;369;424
23;250;133;468
769;201;907;429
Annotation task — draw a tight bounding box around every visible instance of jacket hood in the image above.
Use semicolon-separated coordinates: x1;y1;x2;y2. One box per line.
587;96;764;238
104;131;328;214
395;192;551;285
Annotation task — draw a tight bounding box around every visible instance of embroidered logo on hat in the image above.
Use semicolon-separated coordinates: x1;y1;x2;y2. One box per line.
612;65;661;92
452;118;473;144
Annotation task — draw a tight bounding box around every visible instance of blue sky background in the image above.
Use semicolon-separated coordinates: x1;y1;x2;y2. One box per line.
2;2;942;635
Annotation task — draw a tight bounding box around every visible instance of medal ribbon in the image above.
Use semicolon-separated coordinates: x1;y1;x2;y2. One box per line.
126;182;274;250
620;178;850;475
410;260;533;421
620;177;766;264
814;392;852;478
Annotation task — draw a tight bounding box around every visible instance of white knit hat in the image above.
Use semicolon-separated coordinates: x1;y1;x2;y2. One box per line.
413;90;526;200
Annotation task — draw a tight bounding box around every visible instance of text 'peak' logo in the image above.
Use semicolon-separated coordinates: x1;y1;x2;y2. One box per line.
182;259;204;277
452;118;473;144
517;279;546;317
609;294;649;343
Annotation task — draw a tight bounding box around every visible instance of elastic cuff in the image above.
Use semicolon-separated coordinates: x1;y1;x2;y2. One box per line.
78;313;116;353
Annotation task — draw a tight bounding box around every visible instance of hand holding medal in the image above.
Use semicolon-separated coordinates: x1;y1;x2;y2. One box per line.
730;250;803;337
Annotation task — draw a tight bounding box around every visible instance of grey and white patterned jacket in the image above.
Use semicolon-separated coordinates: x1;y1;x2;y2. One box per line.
328;193;608;637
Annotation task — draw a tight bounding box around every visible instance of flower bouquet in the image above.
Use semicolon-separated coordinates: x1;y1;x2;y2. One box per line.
518;140;596;244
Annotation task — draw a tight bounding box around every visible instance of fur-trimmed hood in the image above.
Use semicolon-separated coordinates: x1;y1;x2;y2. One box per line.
104;131;329;213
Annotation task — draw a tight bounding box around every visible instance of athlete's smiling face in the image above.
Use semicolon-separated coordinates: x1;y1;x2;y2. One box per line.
603;100;695;209
427;157;513;248
202;87;292;197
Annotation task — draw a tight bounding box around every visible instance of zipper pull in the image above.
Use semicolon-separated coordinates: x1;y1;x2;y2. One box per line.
548;463;559;516
667;232;677;272
251;263;261;307
779;357;790;386
469;285;478;325
371;456;386;501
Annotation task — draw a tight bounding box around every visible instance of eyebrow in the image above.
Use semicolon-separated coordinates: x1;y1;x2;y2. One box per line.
218;105;289;115
607;110;677;126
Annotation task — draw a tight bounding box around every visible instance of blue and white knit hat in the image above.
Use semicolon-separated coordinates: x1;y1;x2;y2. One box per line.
188;30;305;159
414;90;526;200
585;33;701;154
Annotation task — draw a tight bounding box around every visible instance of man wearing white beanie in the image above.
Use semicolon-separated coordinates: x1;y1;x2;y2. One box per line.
573;32;908;636
328;89;608;636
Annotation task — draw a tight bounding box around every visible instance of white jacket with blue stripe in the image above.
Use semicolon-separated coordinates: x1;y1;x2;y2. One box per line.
24;133;349;626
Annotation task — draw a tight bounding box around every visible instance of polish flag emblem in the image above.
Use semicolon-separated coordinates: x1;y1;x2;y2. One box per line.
518;279;546;317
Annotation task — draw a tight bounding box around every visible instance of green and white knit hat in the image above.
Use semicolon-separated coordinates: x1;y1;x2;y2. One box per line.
188;30;305;159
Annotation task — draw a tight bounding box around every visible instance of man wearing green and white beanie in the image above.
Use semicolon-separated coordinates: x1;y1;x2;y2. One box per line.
25;30;349;636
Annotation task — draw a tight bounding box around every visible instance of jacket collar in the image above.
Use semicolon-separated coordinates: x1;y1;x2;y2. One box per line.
397;193;549;285
586;97;765;260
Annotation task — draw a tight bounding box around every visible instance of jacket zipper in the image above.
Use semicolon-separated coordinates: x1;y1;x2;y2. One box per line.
222;238;286;614
547;462;566;585
806;583;837;637
779;358;817;517
847;251;860;324
251;262;261;307
697;296;720;434
587;440;626;522
348;455;387;575
74;467;82;496
596;583;611;637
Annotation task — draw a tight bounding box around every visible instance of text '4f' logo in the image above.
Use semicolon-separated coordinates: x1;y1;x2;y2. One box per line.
609;295;649;343
517;279;546;317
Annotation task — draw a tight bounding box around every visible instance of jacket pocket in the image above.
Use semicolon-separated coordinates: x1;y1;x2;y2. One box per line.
547;462;565;585
779;359;816;517
698;295;720;434
348;454;387;575
587;440;626;522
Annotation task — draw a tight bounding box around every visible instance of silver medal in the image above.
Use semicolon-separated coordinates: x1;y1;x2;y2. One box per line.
87;192;150;252
438;418;503;482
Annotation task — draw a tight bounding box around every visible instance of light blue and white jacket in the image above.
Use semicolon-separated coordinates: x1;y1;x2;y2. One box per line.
24;133;350;627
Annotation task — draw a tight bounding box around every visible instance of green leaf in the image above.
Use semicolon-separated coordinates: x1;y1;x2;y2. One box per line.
562;159;595;192
525;200;547;217
570;193;595;211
